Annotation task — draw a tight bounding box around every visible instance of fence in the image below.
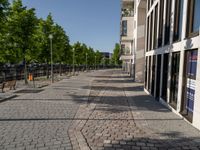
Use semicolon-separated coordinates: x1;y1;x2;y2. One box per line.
0;64;121;83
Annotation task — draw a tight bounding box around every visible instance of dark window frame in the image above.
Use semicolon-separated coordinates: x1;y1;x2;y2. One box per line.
121;20;127;36
164;0;172;45
158;0;164;47
173;0;183;42
150;11;153;50
154;4;158;49
186;0;200;38
146;17;150;52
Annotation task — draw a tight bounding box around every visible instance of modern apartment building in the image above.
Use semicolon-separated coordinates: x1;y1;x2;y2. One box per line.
120;0;146;82
120;0;134;77
144;0;200;130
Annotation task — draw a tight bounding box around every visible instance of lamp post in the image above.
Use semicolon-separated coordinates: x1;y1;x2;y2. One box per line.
49;34;53;83
95;55;96;70
73;48;75;75
86;53;88;71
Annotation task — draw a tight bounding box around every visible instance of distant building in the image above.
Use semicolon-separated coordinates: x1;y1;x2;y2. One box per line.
120;0;146;82
101;52;112;59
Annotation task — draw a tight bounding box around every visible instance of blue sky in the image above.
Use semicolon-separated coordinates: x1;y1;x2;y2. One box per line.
20;0;121;53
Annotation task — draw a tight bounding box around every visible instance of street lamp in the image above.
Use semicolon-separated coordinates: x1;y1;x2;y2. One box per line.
73;48;75;75
86;53;88;71
49;34;53;83
95;55;96;70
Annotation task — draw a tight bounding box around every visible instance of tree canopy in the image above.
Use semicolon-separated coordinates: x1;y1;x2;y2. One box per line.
0;0;121;68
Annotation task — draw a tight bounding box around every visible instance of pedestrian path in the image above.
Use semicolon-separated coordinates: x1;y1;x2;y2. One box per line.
69;70;200;150
0;69;200;150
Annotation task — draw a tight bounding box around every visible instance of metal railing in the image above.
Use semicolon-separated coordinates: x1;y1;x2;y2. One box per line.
0;64;122;83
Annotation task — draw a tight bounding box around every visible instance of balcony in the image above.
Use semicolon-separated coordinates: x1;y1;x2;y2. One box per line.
121;8;134;17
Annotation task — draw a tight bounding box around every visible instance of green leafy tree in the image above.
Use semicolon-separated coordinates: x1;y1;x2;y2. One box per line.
0;0;9;63
4;0;38;83
95;50;103;65
52;24;70;63
111;43;121;65
34;14;55;78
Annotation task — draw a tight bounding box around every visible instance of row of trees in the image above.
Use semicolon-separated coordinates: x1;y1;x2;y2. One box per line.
0;0;121;82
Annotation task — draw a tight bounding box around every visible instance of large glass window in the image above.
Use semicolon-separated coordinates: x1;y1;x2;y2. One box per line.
173;0;184;42
150;12;153;50
193;0;200;33
158;0;164;47
181;50;198;122
154;4;158;49
121;20;127;36
146;17;150;52
170;52;180;109
161;53;169;101
187;0;200;37
164;0;172;45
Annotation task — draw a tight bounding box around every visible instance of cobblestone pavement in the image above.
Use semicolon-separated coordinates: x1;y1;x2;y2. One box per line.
0;69;200;150
69;70;200;150
0;71;99;150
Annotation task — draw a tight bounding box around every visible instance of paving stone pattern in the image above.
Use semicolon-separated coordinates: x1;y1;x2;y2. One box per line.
0;70;200;150
0;71;97;150
69;70;200;150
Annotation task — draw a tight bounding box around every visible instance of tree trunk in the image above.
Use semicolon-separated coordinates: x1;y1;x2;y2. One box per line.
24;58;28;85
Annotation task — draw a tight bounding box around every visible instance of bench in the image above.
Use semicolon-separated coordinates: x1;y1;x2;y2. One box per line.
0;80;16;93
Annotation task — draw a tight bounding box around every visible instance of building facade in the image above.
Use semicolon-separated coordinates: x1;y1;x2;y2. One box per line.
120;0;146;82
120;0;134;77
144;0;200;130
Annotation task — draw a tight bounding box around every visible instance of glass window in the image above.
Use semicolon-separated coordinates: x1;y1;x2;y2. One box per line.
158;0;164;47
173;0;184;42
146;17;149;52
154;4;158;49
187;0;200;37
121;20;127;36
121;44;125;54
193;0;200;32
164;0;172;45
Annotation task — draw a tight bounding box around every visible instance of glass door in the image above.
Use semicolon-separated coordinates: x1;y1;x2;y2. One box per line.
161;53;169;101
181;50;198;122
170;52;180;109
155;55;161;100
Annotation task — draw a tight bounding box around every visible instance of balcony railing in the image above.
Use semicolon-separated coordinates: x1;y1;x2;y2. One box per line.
121;9;134;17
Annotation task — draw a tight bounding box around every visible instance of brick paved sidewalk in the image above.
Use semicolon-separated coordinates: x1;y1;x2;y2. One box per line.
69;70;200;150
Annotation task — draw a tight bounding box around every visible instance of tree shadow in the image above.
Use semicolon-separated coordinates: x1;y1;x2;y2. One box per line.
69;93;172;113
81;85;144;92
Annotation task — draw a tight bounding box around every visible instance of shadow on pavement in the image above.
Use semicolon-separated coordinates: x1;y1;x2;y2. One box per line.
102;133;200;150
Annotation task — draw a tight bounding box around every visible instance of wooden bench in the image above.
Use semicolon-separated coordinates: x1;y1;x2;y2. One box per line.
0;80;16;93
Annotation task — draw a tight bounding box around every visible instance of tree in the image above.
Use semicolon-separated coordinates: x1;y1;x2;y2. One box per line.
4;0;38;83
111;43;121;65
95;50;103;66
0;0;9;63
0;0;9;26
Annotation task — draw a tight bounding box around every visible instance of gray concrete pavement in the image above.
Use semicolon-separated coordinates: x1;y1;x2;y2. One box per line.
0;71;97;150
0;69;200;150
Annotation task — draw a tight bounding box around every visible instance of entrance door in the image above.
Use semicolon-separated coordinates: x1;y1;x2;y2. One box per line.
155;55;161;99
181;50;198;122
170;52;180;109
161;53;169;101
